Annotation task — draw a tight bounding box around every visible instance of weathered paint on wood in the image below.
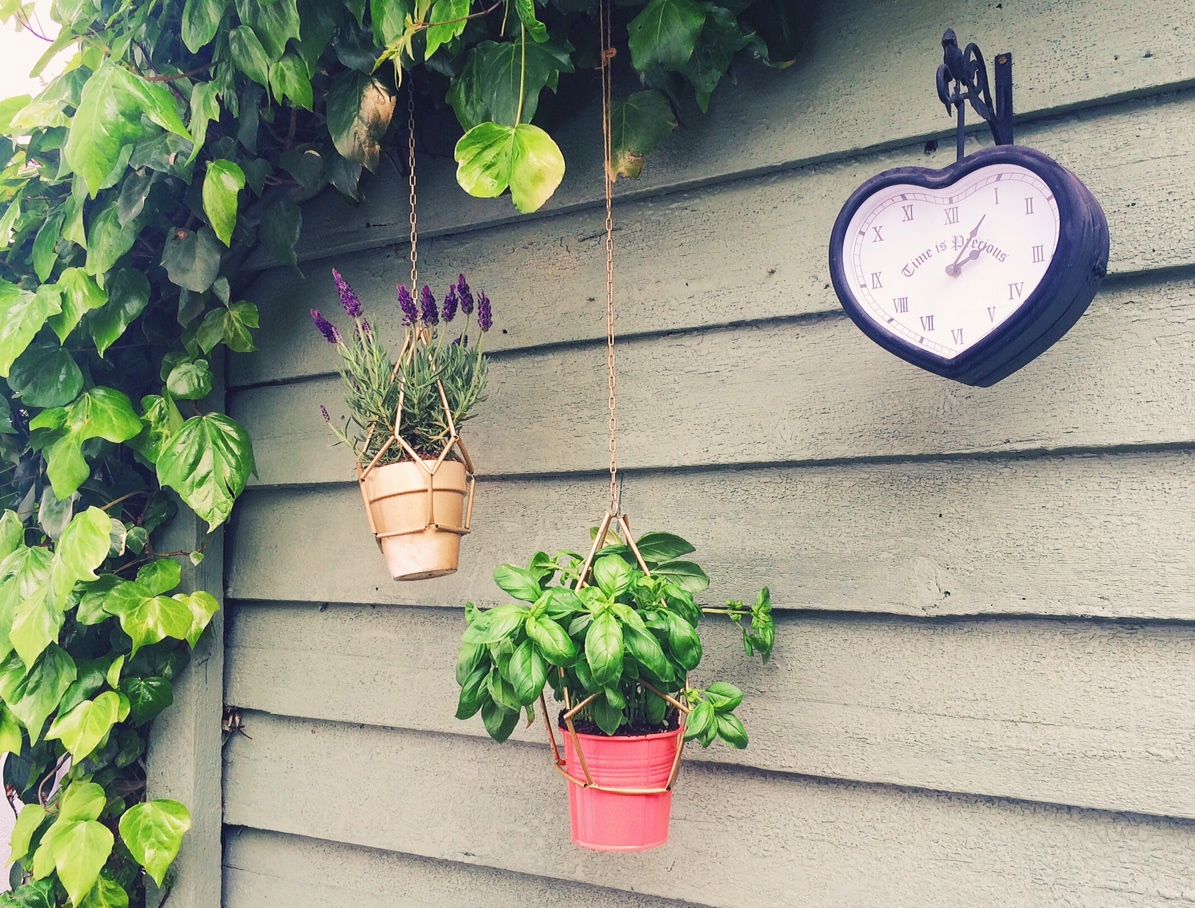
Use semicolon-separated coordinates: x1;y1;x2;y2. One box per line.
233;277;1195;486
224;829;702;908
260;0;1195;268
225;451;1195;620
233;89;1195;387
222;713;1195;908
225;602;1195;820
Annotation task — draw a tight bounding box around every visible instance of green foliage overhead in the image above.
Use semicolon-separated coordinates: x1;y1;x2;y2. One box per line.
0;0;807;903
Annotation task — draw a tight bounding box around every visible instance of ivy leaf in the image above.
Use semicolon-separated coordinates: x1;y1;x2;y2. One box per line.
370;0;411;45
78;873;128;908
627;0;707;71
129;394;184;466
49;270;105;344
32;209;65;282
297;0;338;73
742;0;802;67
0;511;23;561
236;0;301;59
447;40;573;130
269;54;313;111
46;691;121;761
186;82;221;165
85;202;140;276
156;413;256;530
165;358;213;400
182;0;228;53
64;62;191;196
228;27;272;91
0;646;78;743
202;160;245;247
0;548;54;663
174;590;219;647
119;676;172;725
9;804;47;863
195;300;258;354
102;582;193;657
161;227;222;293
7;344;84;408
425;0;469;60
512;0;548;42
86;269;150;357
680;7;752;111
326;72;395;172
259;199;301;269
135;559;182;597
30;388;143;497
10;585;63;670
610;90;677;180
118;801;191;887
52;820;114;906
56;507;111;584
454;122;565;214
0;279;61;378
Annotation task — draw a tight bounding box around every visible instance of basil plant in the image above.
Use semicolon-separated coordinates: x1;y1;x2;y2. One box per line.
455;529;774;746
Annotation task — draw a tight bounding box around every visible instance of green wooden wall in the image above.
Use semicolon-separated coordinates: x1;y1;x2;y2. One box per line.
219;0;1195;904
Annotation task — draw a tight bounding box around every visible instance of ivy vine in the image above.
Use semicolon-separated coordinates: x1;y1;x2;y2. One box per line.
0;0;804;905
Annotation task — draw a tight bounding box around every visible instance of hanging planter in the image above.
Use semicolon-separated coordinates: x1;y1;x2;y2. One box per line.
312;272;492;581
455;516;775;851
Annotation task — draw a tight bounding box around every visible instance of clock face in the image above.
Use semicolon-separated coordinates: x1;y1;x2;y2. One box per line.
839;162;1061;360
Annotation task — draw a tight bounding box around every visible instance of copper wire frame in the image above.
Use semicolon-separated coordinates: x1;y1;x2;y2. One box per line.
540;511;691;796
356;328;476;542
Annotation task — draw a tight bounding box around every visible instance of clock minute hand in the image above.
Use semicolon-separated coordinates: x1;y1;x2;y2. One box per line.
945;214;987;276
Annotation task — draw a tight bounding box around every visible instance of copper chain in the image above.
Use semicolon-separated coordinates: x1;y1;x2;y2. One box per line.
407;86;419;292
599;0;618;513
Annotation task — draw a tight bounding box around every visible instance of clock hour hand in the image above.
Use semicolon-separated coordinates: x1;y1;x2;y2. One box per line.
945;214;986;276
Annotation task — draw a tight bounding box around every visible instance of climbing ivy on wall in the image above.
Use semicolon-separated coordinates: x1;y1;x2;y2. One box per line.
0;0;804;904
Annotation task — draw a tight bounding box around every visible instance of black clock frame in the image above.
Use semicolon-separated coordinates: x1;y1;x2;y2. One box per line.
828;144;1109;387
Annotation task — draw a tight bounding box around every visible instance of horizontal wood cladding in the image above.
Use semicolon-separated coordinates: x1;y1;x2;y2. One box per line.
222;713;1195;908
232;278;1195;487
269;0;1195;267
224;829;702;908
225;602;1195;820
226;451;1195;620
234;90;1195;388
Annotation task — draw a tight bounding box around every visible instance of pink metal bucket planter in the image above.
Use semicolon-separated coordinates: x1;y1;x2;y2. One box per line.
562;727;684;851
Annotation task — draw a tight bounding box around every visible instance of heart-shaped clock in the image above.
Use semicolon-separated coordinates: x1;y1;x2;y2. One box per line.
829;145;1109;386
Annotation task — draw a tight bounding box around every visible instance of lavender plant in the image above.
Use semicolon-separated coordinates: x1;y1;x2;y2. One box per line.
313;271;492;465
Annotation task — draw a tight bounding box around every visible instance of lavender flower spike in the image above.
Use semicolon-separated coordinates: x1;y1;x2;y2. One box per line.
332;268;363;318
420;285;439;325
457;273;474;315
476;291;492;331
311;309;341;344
319;405;331;422
441;286;459;323
397;284;418;325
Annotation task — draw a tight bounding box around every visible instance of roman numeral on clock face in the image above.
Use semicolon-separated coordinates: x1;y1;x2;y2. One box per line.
944;207;959;225
893;297;909;313
1008;282;1025;300
901;204;914;221
988;307;997;322
920;314;935;331
871;272;883;289
1032;244;1045;263
951;328;964;344
1024;197;1034;215
872;226;884;242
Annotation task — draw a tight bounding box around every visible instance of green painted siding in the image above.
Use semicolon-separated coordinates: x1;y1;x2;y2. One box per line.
219;0;1195;904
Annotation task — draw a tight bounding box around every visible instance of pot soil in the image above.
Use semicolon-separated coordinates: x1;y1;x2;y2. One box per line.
358;459;470;581
563;726;683;852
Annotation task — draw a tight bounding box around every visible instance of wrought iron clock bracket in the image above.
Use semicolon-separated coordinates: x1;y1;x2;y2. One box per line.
936;28;1013;161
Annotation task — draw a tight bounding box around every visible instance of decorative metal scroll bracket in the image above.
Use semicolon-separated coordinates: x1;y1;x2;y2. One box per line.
936;28;1013;161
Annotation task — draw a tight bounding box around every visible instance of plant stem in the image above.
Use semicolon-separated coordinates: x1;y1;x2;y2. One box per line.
515;28;527;126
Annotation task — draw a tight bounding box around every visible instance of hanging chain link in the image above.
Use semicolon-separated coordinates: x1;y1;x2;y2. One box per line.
599;0;618;514
407;85;419;292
